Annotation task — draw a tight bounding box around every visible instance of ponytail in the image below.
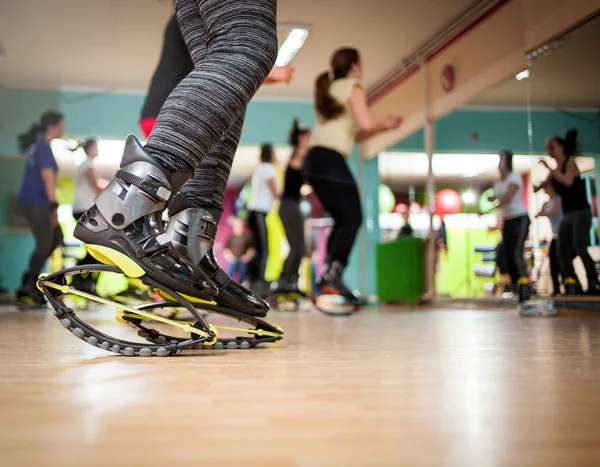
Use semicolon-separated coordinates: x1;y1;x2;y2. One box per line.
17;111;64;153
563;128;581;159
552;128;582;163
18;121;42;153
315;72;344;120
288;118;310;147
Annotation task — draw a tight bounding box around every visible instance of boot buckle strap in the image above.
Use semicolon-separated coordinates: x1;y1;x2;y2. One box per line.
116;170;171;202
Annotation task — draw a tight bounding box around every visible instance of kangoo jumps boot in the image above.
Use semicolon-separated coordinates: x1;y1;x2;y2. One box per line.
74;135;218;301
166;194;270;317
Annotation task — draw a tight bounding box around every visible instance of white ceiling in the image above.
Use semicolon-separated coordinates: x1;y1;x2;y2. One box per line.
469;13;600;108
0;0;474;99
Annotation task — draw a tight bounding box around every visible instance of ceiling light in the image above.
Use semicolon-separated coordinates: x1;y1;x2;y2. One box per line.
515;70;529;81
275;27;309;66
462;190;476;205
526;39;565;65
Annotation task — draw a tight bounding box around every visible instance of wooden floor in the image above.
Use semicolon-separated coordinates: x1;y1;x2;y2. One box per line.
1;304;600;467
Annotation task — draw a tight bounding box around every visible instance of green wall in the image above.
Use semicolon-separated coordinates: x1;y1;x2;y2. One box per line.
391;108;600;155
1;84;599;295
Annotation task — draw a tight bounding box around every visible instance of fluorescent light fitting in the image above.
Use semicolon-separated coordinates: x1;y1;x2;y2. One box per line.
275;28;309;66
515;70;529;81
526;39;565;64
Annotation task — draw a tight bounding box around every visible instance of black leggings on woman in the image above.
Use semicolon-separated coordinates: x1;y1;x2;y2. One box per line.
279;199;305;280
303;147;362;266
501;215;530;284
558;209;597;287
143;0;278;180
20;203;63;279
309;178;362;266
246;211;269;283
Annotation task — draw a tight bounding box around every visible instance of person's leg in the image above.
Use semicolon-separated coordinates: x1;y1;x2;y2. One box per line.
21;204;54;279
310;178;362;266
254;212;270;283
501;218;520;285
572;209;598;290
279;199;305;282
245;211;260;282
227;260;237;279
238;261;247;283
73;0;277;302
511;215;530;281
308;177;362;299
145;0;277;173
18;204;53;302
549;238;561;294
558;215;577;280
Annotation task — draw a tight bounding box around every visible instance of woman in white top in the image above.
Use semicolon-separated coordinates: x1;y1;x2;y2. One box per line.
302;48;402;302
72;139;102;219
71;139;102;284
488;150;531;288
246;143;278;294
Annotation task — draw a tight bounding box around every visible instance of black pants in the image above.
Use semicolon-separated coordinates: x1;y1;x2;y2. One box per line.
501;215;530;284
279;198;305;281
246;210;269;282
308;177;362;266
20;203;63;280
495;242;508;275
303;146;363;267
558;208;597;286
73;212;99;266
549;239;562;294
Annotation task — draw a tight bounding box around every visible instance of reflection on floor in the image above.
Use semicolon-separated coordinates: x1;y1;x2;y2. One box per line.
1;303;600;466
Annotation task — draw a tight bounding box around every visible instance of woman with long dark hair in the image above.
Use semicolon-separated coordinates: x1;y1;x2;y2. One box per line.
303;48;402;303
245;144;279;295
16;111;65;306
488;150;531;292
541;129;598;294
272;119;312;294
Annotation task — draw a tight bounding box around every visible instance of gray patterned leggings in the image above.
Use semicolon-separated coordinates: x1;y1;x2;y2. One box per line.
144;0;278;195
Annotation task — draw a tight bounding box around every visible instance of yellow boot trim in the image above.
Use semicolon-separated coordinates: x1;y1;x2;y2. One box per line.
564;277;578;285
518;277;530;285
40;278;281;342
155;288;216;306
86;245;145;278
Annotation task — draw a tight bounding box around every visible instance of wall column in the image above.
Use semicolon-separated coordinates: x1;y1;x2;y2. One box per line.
422;61;437;300
345;147;380;297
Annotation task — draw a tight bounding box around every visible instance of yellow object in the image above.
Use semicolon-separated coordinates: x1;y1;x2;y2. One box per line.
38;278;282;341
155;288;216;306
86;245;145;278
518;277;530;285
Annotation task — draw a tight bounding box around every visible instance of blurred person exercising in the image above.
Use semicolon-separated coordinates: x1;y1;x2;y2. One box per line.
15;111;65;306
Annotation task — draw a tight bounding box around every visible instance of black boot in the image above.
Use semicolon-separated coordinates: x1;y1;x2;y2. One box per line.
317;259;360;303
166;195;269;317
16;273;46;307
74;136;218;301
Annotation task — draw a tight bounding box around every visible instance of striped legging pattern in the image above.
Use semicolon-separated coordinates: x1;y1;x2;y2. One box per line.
144;0;278;173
